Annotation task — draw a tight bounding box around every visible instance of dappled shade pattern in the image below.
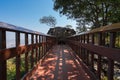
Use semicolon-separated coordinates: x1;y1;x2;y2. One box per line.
30;45;90;80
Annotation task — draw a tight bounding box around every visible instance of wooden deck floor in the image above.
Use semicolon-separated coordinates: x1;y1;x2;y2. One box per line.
30;45;91;80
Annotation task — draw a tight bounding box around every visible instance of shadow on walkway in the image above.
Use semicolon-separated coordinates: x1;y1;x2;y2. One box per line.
30;45;91;80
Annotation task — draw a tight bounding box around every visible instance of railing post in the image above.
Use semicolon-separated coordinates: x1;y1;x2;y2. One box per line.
76;36;79;55
44;36;46;54
40;35;42;59
80;35;82;58
97;33;102;80
0;30;7;80
86;34;89;66
81;35;83;60
25;33;28;73
91;34;94;72
36;34;38;62
44;36;46;56
83;34;86;63
47;37;48;51
42;36;44;57
107;32;116;80
78;35;80;57
16;32;21;80
38;35;41;60
102;33;105;46
31;34;34;68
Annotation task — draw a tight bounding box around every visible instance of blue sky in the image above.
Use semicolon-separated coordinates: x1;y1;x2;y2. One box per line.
0;0;76;34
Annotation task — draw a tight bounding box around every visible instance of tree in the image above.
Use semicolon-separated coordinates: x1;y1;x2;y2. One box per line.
76;26;87;33
65;25;72;29
47;27;76;41
39;15;57;27
53;0;120;29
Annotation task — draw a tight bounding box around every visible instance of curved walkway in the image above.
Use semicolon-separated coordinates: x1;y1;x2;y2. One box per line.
30;45;91;80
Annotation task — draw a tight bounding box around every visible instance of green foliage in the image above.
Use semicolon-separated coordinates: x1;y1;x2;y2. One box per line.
40;15;57;27
76;25;87;33
20;54;25;78
7;54;26;80
101;76;108;80
7;58;16;80
65;25;72;29
53;0;120;29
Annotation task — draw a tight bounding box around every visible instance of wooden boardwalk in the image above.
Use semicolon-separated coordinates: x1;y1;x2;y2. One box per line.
30;45;91;80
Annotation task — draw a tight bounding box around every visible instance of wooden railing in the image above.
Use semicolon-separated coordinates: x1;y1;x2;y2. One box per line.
0;22;55;80
67;23;120;80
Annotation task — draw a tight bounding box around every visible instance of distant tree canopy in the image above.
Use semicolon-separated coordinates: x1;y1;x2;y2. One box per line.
53;0;120;29
65;25;72;29
47;27;76;40
39;15;57;27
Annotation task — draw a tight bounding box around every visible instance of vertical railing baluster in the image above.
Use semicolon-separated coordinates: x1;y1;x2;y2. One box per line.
91;34;94;72
86;34;89;66
31;34;34;68
41;35;42;58
0;30;7;80
42;36;44;57
76;36;79;55
43;36;45;56
108;32;116;80
80;35;83;60
44;36;46;54
38;35;41;60
78;35;80;57
25;33;28;73
97;33;102;80
80;35;82;58
46;37;48;52
36;34;38;62
16;32;20;80
83;34;86;63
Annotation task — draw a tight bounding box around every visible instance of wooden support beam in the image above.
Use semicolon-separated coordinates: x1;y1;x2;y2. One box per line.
86;34;89;66
38;35;41;60
97;33;102;80
36;35;38;62
108;32;116;80
91;34;94;72
16;32;21;80
80;36;82;58
31;34;34;68
0;30;7;80
42;36;44;57
25;33;28;73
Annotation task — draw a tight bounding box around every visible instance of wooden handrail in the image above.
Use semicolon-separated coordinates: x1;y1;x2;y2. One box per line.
0;22;55;80
67;23;120;80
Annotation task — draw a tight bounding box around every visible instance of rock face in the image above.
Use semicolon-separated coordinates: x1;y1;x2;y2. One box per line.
47;27;76;44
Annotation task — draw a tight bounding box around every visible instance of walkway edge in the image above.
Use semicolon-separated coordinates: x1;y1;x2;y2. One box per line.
21;50;50;80
71;50;98;80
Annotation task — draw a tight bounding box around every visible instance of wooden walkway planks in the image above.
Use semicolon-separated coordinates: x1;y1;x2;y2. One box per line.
30;45;91;80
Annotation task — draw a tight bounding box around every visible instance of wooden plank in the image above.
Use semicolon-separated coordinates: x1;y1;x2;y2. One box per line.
0;48;17;61
0;45;30;61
